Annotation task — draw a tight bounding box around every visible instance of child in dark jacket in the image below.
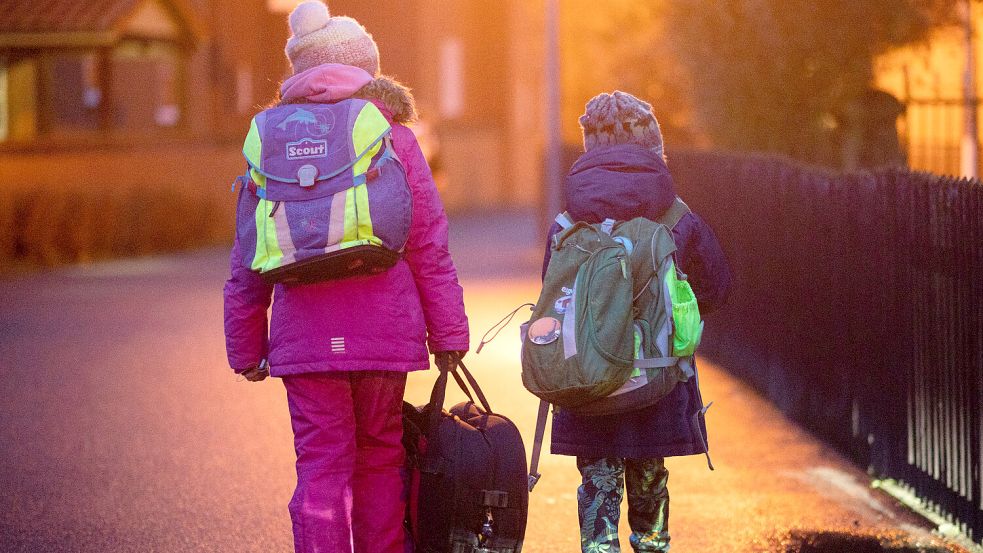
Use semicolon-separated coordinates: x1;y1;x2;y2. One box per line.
542;91;732;553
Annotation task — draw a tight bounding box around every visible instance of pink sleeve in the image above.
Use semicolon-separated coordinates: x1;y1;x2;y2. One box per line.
392;125;470;353
223;231;274;373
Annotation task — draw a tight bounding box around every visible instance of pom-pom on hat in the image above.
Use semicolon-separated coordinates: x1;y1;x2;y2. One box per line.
285;1;381;76
579;91;664;157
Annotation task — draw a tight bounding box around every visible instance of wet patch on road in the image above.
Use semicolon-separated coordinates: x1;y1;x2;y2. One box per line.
762;529;968;553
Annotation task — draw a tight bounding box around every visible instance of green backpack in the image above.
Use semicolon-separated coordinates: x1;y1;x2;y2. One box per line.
520;197;703;418
523;198;706;491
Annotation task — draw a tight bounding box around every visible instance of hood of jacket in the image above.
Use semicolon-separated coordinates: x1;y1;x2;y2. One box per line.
279;63;418;123
565;144;676;223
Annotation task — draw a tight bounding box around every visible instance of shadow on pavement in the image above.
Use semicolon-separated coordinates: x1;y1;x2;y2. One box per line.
773;530;960;553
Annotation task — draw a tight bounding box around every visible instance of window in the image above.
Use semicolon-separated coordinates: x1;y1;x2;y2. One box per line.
111;42;182;131
0;59;8;142
46;52;101;135
0;56;38;143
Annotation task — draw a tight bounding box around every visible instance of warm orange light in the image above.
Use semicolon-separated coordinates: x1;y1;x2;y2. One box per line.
267;0;304;14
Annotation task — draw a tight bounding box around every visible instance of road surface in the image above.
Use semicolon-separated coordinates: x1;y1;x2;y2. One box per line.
0;212;966;552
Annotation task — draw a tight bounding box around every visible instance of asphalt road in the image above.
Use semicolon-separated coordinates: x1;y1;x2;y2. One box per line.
0;213;967;552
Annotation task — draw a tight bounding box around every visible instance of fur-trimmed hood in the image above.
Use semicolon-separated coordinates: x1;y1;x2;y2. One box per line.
352;76;417;124
279;63;417;124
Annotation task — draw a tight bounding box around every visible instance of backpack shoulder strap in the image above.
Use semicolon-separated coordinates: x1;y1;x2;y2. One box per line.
528;399;550;492
656;197;691;230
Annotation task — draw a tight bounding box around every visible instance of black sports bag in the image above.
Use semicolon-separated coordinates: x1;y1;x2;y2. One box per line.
403;359;528;553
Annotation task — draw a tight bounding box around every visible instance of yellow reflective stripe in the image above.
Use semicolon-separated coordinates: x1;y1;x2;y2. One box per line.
350;103;389;240
249;168;267;189
243;117;262;169
251;198;283;272
354;183;374;240
244;117;267;189
351;103;389;175
343;187;358;243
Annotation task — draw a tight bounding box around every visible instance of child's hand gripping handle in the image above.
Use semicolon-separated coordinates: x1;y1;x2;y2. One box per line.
240;359;270;382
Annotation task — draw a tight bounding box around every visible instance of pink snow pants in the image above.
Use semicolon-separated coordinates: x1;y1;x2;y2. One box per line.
283;371;407;553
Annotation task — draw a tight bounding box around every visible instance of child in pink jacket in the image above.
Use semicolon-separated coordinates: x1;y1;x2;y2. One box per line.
222;3;469;552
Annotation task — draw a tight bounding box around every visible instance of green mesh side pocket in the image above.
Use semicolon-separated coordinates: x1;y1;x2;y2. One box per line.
666;262;702;357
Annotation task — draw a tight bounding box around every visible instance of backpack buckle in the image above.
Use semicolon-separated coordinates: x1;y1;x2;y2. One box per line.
297;164;318;188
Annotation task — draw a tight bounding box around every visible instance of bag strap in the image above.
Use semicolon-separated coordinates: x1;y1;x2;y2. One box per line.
528;399;550;492
633;356;680;369
231;174;248;193
656;196;691;230
427;357;492;415
455;360;493;414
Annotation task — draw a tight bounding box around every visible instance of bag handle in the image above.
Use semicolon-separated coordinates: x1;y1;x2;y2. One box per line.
423;357;493;475
454;360;492;414
427;357;493;427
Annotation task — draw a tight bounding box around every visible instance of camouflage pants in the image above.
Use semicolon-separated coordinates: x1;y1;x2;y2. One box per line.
576;457;670;553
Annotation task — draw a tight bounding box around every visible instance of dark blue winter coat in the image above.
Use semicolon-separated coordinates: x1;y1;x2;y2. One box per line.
542;144;733;459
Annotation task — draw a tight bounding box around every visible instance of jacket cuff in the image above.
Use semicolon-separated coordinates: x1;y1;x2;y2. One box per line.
428;339;470;354
232;363;258;375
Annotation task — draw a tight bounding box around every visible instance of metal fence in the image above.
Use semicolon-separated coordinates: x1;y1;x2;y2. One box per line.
903;98;979;177
670;150;983;542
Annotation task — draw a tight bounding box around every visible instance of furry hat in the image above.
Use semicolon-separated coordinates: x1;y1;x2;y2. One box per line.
285;1;381;76
579;91;664;157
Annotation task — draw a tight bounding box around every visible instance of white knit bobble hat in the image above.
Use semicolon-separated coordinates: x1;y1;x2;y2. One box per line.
284;1;381;76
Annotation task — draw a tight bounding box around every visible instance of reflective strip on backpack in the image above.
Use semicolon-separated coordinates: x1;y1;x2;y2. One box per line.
352;104;389;175
252;198;283;271
350;103;390;242
555;212;574;230
656;257;674;357
601;218;615;235
271;202;297;267
243;118;267;189
326;190;347;250
561;279;578;359
343;187;359;243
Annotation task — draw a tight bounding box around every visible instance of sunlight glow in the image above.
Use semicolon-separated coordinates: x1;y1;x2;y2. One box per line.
267;0;304;13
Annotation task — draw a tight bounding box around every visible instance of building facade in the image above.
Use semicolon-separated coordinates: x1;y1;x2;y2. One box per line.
1;1;548;213
328;0;546;210
875;3;983;178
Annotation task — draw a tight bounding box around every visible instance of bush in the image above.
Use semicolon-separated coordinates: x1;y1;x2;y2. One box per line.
1;183;233;270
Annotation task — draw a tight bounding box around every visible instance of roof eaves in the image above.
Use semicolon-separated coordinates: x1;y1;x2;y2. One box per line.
0;31;118;49
111;0;208;50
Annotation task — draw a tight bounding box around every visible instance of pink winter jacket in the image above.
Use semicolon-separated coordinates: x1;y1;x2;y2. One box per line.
223;65;469;377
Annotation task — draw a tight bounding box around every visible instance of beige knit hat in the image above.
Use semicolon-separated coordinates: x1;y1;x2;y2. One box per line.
285;1;381;76
579;91;664;157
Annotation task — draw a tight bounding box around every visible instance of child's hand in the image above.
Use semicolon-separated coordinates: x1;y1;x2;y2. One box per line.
433;351;467;371
240;360;270;382
241;366;269;381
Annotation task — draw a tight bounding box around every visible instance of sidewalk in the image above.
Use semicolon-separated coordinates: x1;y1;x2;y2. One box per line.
0;211;971;552
435;228;970;552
